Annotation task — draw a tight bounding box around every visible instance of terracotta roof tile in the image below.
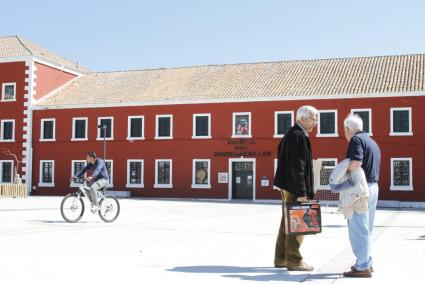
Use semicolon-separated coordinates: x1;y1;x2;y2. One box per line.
36;54;425;107
0;36;88;73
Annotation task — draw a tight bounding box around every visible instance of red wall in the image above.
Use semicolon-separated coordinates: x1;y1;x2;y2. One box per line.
34;62;76;101
0;61;27;176
31;96;425;201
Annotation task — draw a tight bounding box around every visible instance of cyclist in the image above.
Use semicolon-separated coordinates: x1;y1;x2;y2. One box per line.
71;151;109;211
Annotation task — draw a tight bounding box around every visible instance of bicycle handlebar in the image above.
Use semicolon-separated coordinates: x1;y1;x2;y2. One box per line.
70;176;86;183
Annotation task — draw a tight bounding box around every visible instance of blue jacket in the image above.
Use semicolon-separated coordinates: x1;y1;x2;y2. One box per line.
76;158;110;182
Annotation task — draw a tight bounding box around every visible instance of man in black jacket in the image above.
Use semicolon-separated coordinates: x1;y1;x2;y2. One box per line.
273;105;318;271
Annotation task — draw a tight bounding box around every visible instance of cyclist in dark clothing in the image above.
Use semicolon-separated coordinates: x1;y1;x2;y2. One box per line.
72;151;109;210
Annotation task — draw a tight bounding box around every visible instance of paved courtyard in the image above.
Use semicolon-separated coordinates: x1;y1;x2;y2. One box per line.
1;197;424;283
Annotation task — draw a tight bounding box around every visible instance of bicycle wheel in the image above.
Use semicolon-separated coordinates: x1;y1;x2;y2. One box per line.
98;196;120;222
61;194;85;223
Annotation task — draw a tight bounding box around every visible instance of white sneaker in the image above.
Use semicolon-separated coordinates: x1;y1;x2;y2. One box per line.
90;204;99;212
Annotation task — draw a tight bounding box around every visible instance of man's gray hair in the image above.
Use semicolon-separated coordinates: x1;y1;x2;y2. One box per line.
344;114;363;131
296;105;318;121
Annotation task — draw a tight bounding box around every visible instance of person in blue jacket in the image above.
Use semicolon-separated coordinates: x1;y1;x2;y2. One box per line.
72;151;110;210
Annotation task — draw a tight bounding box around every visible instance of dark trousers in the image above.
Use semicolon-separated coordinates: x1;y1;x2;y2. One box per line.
274;190;304;267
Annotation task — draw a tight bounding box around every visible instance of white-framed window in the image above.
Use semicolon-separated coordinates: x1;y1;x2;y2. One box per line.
317;158;337;189
154;159;172;188
127;159;144;188
274;111;294;138
390;158;413;191
192;159;211;189
0;119;15;142
155;115;173;139
232;112;252;138
351;109;372;135
40;118;56;141
71;160;87;187
1;82;16;101
72;117;88;141
39;160;55;187
127;116;145;140
97;117;114;140
192;113;211;139
105;160;113;187
317;110;338;137
390;107;413;136
0;160;14;183
273;158;279;190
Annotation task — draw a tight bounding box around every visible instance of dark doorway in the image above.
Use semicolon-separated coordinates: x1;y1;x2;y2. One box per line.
232;162;254;199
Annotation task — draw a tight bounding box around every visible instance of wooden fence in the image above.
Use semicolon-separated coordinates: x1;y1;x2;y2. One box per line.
0;184;27;198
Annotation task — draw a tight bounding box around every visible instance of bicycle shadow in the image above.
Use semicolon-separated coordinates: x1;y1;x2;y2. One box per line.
27;219;91;224
167;266;340;282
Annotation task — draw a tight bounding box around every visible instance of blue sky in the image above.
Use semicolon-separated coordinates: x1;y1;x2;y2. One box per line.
1;0;425;72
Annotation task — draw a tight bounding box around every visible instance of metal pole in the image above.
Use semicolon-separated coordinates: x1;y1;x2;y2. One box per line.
103;125;106;160
98;124;107;160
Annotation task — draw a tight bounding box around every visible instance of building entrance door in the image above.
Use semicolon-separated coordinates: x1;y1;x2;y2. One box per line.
231;162;254;199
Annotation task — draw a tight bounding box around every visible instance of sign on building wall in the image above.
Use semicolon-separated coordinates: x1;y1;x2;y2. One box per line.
261;179;269;187
218;172;228;183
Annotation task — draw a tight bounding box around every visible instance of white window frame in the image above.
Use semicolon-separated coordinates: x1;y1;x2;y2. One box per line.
0;160;14;183
127;116;145;140
70;160;87;187
390;107;413;136
273;158;279;190
39;160;55;187
40;118;56;141
72;117;88;141
191;159;211;189
351;108;373;136
317;110;338;137
192;113;212;139
317;158;338;190
155;115;173;139
126;159;144;188
390;158;413;191
274;111;294;138
97;117;114;140
1;82;16;102
105;159;113;187
232;112;252;138
0;119;15;142
154;159;173;188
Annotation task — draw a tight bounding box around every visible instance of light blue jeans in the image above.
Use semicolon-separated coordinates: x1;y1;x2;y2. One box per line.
348;183;379;271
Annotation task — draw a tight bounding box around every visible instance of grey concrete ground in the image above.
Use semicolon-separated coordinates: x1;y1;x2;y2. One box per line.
0;197;424;284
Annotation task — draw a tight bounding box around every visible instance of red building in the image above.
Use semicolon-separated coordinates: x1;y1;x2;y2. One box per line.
1;36;424;202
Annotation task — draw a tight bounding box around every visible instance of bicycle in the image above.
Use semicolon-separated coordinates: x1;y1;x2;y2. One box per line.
60;177;120;223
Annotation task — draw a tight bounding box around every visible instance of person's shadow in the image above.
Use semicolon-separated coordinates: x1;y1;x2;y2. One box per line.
168;266;340;282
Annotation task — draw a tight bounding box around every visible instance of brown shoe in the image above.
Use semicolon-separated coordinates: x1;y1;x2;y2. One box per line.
274;261;287;268
287;262;314;271
351;265;374;273
343;268;372;278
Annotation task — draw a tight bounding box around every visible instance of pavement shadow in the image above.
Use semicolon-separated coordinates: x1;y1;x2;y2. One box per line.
322;224;346;228
28;219;89;224
168;266;340;282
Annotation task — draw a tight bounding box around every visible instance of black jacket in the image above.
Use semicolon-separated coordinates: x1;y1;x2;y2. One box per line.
273;124;314;198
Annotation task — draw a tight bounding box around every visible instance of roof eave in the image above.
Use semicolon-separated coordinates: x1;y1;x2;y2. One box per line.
32;91;425;111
